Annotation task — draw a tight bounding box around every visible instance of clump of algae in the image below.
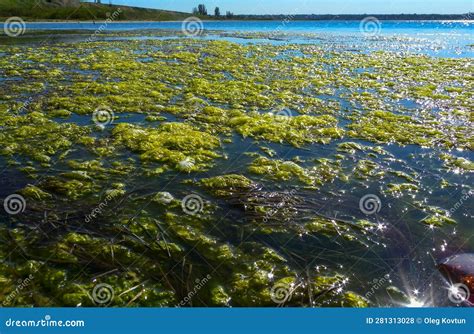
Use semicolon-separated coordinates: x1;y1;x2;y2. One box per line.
229;113;343;147
347;111;443;148
439;153;473;173
248;157;312;184
199;174;256;197
112;122;221;172
347;110;472;150
0;110;90;166
248;156;343;187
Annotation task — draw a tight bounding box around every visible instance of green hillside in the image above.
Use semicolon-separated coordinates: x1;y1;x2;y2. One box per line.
0;0;194;21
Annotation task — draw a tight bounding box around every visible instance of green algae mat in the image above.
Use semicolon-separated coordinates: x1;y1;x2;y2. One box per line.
0;32;472;307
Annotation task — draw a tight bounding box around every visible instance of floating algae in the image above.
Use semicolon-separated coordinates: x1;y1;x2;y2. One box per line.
112;123;222;172
248;156;343;187
199;174;257;197
0;32;472;307
439;153;474;173
229;114;343;147
248;157;313;184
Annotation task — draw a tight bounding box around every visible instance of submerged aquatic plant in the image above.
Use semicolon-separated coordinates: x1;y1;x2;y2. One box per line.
0;31;471;307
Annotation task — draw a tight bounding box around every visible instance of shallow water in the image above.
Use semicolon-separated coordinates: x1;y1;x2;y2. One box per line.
25;20;474;35
0;24;472;307
23;20;474;58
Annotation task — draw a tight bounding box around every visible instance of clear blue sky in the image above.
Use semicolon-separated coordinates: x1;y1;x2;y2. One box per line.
94;0;473;15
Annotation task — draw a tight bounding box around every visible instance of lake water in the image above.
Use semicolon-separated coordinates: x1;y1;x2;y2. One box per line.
21;20;474;58
24;20;474;34
0;20;472;307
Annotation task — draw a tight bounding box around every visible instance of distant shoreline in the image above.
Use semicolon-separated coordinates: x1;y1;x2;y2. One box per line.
235;14;473;21
2;19;473;24
0;0;471;22
1;14;473;23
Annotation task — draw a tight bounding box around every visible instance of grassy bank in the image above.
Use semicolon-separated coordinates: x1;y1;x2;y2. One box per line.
0;0;196;21
2;1;468;22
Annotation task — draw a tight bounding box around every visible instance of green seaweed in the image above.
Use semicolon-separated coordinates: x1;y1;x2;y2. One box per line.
200;174;256;197
0;34;470;309
229;113;343;147
439;153;474;173
113;123;221;172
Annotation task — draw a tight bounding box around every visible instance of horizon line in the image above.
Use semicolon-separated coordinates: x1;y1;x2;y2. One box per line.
85;2;473;16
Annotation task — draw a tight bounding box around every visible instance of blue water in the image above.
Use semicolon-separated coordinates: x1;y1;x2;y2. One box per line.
23;20;474;58
25;20;474;35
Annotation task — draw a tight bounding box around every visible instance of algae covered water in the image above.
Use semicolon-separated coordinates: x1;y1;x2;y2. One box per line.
0;21;472;307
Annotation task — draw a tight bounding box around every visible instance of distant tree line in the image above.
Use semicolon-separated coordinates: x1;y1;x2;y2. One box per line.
233;13;473;20
192;4;234;18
